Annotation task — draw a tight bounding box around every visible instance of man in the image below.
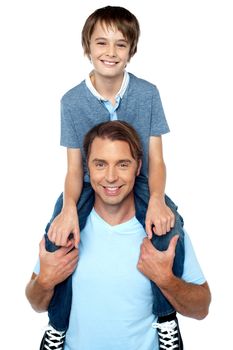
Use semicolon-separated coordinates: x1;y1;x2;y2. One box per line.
26;121;211;350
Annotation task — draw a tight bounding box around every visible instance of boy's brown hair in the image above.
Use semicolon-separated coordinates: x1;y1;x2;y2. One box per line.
83;120;143;164
81;6;140;59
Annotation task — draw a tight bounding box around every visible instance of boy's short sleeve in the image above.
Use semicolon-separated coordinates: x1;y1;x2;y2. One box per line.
60;99;80;148
150;87;170;136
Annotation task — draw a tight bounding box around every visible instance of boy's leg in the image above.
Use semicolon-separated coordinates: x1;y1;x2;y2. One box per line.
45;183;94;330
76;182;95;231
134;175;184;349
134;176;185;313
44;193;71;332
41;184;94;349
150;194;184;322
40;193;70;350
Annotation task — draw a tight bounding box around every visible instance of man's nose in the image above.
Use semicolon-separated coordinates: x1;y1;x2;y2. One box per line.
105;166;118;182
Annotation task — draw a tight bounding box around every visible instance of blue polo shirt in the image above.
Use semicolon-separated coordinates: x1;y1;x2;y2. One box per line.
85;70;130;121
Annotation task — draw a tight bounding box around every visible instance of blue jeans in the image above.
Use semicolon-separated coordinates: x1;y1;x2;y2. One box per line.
134;176;184;316
45;176;184;331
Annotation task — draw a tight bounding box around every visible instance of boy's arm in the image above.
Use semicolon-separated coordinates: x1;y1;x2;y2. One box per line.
48;148;83;247
146;136;175;238
64;148;84;208
25;238;78;312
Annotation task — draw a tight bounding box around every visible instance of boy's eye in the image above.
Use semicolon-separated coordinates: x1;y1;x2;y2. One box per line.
97;41;106;46
117;43;127;48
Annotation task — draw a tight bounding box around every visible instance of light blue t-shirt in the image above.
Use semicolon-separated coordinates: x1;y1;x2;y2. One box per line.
34;210;205;350
61;210;205;350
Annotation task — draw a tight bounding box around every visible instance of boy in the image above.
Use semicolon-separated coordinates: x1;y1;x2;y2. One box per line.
40;6;185;350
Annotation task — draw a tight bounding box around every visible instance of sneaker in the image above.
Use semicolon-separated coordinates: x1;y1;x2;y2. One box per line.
40;325;66;350
152;317;183;349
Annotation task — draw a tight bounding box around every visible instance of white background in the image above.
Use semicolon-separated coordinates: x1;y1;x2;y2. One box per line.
0;0;232;349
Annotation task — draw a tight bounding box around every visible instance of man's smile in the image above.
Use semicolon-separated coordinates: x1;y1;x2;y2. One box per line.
102;185;124;195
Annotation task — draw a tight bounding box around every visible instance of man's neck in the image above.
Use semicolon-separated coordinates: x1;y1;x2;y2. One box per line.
93;194;136;226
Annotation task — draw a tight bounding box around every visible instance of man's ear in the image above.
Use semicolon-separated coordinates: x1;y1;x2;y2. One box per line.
136;159;142;176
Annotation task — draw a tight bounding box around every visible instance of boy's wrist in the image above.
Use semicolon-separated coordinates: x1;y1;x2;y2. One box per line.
149;192;165;203
62;199;77;213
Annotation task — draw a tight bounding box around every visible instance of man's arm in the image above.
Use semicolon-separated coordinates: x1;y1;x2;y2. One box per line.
159;277;210;320
25;272;54;313
137;236;211;320
25;238;78;312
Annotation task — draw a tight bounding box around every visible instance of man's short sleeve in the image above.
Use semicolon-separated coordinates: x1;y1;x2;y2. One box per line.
182;231;206;285
33;259;40;275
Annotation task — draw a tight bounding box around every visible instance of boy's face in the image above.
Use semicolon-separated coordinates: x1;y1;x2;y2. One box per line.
89;21;131;79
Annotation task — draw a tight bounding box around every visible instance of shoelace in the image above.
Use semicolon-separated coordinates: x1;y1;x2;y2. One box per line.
43;327;66;350
152;320;179;349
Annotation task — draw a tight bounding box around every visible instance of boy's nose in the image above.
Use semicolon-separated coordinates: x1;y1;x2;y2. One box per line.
106;44;116;57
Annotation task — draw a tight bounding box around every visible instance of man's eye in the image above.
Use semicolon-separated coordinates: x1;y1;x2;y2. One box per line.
119;162;129;168
95;162;105;168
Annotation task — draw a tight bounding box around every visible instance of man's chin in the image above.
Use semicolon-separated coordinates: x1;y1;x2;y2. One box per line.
101;196;123;206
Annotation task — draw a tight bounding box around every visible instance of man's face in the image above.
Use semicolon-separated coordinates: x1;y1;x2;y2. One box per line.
88;137;141;208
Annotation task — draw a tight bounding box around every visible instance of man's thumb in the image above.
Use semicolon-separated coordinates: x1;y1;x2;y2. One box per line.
168;234;179;255
39;237;46;254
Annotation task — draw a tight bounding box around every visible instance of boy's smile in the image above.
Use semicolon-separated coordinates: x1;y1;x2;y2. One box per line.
89;21;130;80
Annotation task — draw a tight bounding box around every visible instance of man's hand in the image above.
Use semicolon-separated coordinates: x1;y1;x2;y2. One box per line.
137;235;211;319
137;235;179;288
37;237;79;291
48;206;80;248
145;197;175;239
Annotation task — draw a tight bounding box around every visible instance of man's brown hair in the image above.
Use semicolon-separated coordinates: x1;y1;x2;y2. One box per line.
81;6;140;59
83;120;143;164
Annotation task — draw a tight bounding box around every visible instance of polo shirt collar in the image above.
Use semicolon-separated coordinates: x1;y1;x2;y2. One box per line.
85;70;129;101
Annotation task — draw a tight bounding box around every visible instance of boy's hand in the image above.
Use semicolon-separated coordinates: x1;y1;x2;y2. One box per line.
48;206;80;248
145;197;175;239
